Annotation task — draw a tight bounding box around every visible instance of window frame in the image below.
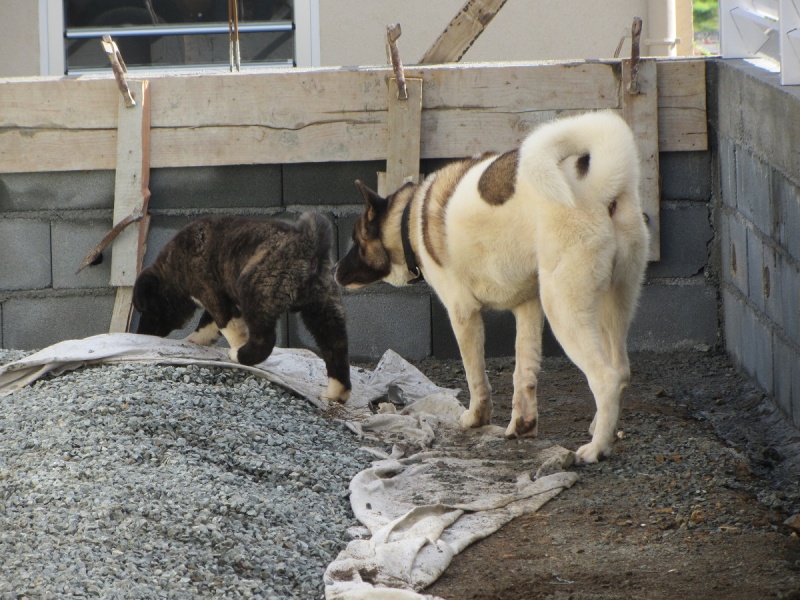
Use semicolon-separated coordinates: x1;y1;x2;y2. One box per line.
41;0;320;76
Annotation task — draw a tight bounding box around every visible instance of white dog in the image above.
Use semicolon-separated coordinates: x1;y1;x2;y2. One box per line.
335;111;650;463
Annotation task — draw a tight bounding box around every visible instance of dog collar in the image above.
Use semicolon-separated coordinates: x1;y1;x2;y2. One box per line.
400;201;424;284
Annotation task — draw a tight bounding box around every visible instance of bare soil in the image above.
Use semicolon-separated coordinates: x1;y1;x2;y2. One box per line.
410;349;800;600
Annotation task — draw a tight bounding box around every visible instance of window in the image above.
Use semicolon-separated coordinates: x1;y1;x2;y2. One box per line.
62;0;296;73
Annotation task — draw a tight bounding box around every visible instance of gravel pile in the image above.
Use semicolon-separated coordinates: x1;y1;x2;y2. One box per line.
0;351;371;598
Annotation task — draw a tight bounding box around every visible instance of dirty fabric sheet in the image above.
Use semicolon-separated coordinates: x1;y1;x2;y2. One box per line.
0;333;577;599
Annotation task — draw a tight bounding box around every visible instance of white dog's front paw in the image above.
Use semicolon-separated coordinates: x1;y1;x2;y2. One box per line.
459;407;491;429
575;441;611;464
505;415;538;438
227;347;239;362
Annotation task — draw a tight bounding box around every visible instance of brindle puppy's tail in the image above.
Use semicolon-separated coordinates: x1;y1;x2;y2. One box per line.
297;212;334;271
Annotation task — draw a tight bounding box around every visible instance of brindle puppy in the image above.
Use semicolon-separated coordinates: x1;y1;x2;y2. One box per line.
133;213;351;402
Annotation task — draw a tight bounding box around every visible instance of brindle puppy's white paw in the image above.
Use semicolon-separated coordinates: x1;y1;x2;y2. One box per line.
227;347;239;363
575;441;610;464
186;324;219;346
321;378;350;403
459;405;492;429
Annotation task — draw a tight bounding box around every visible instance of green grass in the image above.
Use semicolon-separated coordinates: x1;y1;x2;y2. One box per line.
694;0;719;33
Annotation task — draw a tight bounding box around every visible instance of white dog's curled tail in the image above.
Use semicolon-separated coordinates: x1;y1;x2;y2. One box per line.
517;110;640;209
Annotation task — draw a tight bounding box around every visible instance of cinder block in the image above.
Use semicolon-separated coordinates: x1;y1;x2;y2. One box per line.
141;215;195;266
775;174;800;261
708;61;743;145
52;219;113;289
722;287;745;367
775;253;800;346
736;149;772;235
772;335;799;424
283;161;383;206
733;60;800;180
660;151;712;202
335;212;360;262
740;299;774;395
628;281;719;351
331;285;431;362
149;165;282;210
431;298;563;359
0;171;114;212
0;220;51;291
2;294;115;350
718;138;737;209
720;210;748;295
746;227;766;312
647;203;713;278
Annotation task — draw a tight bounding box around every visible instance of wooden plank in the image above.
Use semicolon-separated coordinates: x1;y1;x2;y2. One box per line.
0;78;118;128
657;59;707;151
419;0;509;64
622;59;661;262
0;60;706;173
109;79;151;333
380;78;423;196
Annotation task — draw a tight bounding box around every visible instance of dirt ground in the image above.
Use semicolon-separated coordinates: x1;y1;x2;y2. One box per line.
407;349;800;600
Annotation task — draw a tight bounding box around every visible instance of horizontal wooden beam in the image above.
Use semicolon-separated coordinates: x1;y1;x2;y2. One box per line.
0;59;706;174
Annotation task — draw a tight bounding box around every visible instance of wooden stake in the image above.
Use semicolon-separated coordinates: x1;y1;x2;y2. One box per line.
419;0;509;64
109;79;152;332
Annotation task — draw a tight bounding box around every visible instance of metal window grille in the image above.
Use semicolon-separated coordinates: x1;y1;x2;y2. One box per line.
720;0;800;84
63;1;296;74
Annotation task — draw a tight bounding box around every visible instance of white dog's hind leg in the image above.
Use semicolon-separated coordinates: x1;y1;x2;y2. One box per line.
506;299;544;438
221;318;249;362
541;273;624;463
450;308;493;429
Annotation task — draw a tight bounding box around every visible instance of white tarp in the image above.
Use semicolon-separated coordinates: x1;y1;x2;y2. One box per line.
0;333;577;599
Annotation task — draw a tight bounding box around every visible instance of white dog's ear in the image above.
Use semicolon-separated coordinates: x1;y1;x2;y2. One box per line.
354;179;386;222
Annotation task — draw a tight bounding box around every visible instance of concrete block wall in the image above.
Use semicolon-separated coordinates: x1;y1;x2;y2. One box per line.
708;59;800;428
1;132;718;362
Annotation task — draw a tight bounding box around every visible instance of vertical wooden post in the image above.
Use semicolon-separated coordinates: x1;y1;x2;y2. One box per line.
109;79;152;332
380;77;423;196
622;58;660;261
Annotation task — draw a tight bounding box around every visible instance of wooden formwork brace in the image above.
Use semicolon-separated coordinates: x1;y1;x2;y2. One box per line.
78;36;152;333
379;24;423;197
621;17;661;261
418;0;509;64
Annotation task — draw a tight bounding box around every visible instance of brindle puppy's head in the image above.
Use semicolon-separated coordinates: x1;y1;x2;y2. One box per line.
132;266;195;337
334;180;396;288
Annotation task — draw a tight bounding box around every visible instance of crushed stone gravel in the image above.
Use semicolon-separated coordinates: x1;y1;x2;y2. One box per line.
0;351;371;598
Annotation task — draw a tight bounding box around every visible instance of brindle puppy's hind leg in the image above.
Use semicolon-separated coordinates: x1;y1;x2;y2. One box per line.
299;296;352;403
